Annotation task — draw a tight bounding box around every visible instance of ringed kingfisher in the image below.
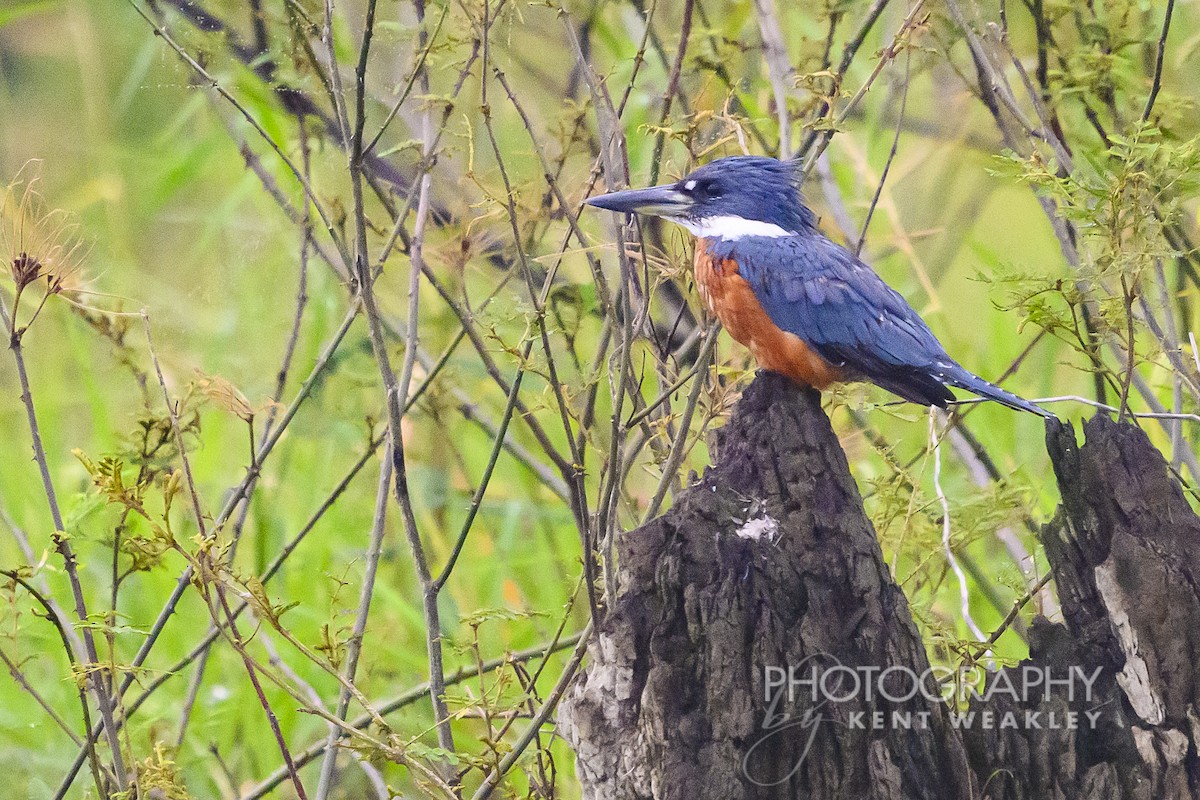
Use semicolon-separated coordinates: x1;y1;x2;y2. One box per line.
587;156;1052;418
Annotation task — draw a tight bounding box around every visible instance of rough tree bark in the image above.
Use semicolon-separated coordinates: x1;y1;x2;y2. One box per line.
961;417;1200;799
559;373;1200;799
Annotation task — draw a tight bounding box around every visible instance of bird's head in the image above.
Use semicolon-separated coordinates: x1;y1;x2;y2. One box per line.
586;156;817;240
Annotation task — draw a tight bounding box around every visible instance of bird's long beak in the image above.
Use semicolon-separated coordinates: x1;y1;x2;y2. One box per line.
585;184;692;217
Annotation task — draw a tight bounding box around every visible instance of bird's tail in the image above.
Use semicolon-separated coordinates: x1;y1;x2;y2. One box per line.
942;364;1056;419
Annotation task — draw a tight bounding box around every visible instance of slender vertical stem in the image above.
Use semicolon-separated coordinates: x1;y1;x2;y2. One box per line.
54;300;363;798
1141;0;1175;122
647;0;695;185
753;0;793;156
325;0;458;781
216;579;311;799
0;295;130;792
314;450;394;798
642;335;718;523
2;568;111;796
468;621;593;800
855;47;911;256
142;313;309;798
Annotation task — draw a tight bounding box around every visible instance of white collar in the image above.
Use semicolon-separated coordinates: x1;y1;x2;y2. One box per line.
673;215;792;240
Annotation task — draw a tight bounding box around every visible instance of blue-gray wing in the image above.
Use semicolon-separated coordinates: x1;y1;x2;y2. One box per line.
716;235;956;407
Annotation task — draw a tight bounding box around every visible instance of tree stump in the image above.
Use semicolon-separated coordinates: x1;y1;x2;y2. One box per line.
560;374;1200;799
960;417;1200;799
559;374;975;799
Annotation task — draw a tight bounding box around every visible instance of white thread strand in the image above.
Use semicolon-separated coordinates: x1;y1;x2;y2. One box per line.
931;410;988;643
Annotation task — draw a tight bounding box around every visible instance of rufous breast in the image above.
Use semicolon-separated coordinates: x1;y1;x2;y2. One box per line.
694;239;845;389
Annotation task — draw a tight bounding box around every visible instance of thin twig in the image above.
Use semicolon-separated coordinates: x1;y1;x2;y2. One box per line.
238;631;585;800
477;26;597;619
314;448;393;798
1141;0;1175;122
0;645;83;746
799;0;927;182
642;334;718;522
982;571;1055;649
142;313;308;798
330;0;458;780
946;394;1200;423
128;0;350;268
855;47;911;256
753;0;794;157
647;0;696;184
54;300;362;796
0;294;129;792
795;0;892;162
2;569;110;796
468;621;593;800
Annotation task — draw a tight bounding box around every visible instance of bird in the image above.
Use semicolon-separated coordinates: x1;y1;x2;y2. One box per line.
586;156;1053;418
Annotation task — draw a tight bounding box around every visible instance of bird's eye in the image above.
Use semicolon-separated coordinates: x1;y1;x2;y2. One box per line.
681;178;720;200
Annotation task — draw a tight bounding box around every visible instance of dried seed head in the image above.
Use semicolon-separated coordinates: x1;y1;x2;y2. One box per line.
10;251;42;290
1;165;89;300
193;369;256;423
